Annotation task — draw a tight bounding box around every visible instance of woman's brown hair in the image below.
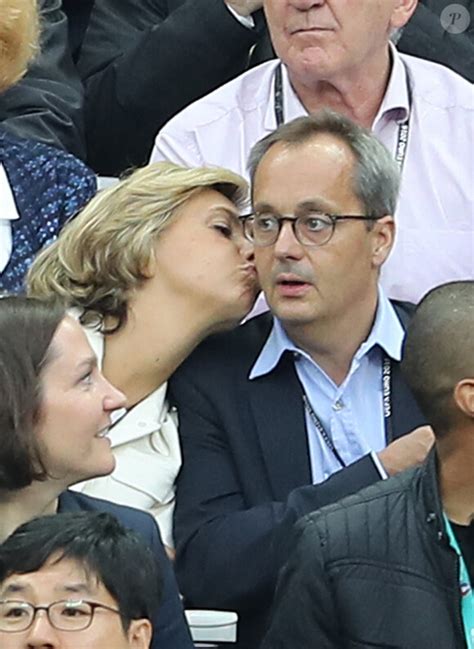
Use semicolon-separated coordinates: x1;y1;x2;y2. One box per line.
0;296;65;490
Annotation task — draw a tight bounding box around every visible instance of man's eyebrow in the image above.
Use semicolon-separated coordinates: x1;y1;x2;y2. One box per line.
253;198;339;213
252;201;276;213
1;582;29;597
55;582;93;596
297;198;339;212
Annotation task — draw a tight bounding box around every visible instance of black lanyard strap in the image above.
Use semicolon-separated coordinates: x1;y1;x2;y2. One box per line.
273;62;412;172
274;63;284;127
302;355;393;469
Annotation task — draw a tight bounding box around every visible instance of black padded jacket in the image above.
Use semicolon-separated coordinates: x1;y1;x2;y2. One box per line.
262;450;467;649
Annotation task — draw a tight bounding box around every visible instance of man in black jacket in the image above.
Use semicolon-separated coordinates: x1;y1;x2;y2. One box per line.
170;112;434;649
262;280;474;649
0;0;265;173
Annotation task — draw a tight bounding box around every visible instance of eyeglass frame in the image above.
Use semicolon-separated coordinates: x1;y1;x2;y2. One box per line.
0;598;121;633
238;211;386;247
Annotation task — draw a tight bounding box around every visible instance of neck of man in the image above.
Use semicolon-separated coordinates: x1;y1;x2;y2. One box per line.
102;288;234;409
0;481;61;543
283;288;379;386
438;427;474;526
288;45;392;129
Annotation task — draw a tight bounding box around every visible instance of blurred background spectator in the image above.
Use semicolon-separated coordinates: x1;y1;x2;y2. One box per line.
0;0;95;294
1;0;267;175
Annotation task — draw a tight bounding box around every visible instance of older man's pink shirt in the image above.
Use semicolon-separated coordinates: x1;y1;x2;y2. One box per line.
153;49;474;303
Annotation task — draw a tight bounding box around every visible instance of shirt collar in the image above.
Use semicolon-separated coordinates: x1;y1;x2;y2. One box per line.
249;287;404;380
264;44;411;133
0;164;20;221
373;43;411;126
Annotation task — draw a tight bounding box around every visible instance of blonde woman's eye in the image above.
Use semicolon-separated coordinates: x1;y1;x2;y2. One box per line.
79;371;93;386
213;224;233;238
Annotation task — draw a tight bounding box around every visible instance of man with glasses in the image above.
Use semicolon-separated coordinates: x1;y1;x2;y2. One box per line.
170;111;434;649
0;512;159;649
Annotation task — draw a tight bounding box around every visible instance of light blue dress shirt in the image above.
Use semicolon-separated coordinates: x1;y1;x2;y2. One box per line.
249;289;405;484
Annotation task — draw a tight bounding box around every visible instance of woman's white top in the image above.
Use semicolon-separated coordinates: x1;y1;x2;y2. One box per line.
72;325;181;548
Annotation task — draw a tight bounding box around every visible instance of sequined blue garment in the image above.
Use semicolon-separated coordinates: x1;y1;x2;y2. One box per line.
0;129;97;293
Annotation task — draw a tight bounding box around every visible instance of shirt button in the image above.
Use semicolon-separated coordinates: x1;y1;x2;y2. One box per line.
332;399;344;411
292;351;301;360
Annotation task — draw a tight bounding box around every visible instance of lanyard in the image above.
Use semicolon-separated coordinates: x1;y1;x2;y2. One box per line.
302;354;393;469
273;62;412;172
444;516;474;649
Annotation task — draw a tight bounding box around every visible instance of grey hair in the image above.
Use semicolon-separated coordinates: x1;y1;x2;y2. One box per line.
247;110;400;218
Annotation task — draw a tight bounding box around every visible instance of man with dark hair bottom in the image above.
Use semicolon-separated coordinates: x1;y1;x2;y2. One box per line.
262;280;474;649
0;512;160;649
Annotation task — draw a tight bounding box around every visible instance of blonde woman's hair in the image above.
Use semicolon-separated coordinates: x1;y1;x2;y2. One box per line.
28;162;248;332
0;0;39;93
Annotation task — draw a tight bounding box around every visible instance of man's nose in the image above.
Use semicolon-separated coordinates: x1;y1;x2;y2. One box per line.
273;221;304;259
289;0;325;11
25;610;61;648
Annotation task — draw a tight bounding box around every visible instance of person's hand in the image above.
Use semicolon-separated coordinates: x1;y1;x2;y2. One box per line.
377;425;435;477
225;0;263;17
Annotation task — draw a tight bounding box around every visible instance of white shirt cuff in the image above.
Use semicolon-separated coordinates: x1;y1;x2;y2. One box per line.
370;451;389;480
225;4;255;28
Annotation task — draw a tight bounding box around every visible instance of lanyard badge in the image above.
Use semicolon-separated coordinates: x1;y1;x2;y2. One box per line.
444;515;474;649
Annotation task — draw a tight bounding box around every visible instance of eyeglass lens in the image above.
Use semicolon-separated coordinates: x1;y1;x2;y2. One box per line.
247;212;335;246
0;600;94;632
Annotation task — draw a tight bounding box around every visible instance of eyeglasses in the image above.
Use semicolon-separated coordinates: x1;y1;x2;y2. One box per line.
0;599;121;632
239;211;385;247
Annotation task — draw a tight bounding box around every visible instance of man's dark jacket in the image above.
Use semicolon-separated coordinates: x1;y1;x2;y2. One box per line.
1;0;266;174
77;0;267;174
169;305;427;649
262;450;467;649
58;490;193;649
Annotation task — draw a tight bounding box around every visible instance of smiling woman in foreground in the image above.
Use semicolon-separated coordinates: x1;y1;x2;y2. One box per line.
0;296;193;648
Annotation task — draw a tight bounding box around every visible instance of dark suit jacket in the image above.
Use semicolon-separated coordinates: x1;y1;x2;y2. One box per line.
1;1;266;175
169;306;427;649
77;0;267;175
58;490;193;649
261;451;465;649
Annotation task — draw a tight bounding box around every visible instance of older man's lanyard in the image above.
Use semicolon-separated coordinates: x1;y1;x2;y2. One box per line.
273;63;412;171
444;516;474;649
302;355;393;469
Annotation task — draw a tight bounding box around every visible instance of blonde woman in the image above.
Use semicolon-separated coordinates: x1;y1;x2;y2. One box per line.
0;0;96;293
0;0;39;92
28;161;258;550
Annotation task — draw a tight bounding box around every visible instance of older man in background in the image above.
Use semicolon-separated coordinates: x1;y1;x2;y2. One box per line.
153;0;473;305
